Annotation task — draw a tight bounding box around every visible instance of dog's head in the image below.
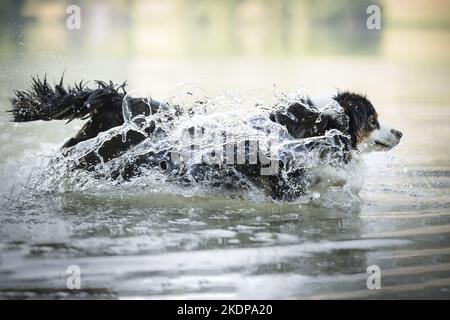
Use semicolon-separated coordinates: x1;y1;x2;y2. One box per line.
334;91;402;152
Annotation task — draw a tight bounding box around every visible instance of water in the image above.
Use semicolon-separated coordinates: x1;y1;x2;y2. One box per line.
1;82;449;299
1;0;450;299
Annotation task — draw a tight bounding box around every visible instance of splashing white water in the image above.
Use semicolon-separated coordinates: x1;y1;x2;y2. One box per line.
10;86;366;205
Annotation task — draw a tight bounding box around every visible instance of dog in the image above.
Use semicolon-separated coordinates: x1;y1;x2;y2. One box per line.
8;76;402;200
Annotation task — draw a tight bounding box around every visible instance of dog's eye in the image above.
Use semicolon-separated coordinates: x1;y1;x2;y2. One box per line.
369;115;378;129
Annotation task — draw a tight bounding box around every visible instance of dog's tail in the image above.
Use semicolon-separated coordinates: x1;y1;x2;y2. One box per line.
8;75;130;148
8;75;127;123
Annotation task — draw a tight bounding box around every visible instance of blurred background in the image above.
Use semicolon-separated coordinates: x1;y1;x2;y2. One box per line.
0;0;449;165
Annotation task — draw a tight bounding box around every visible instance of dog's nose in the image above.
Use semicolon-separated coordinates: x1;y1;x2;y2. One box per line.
391;129;402;139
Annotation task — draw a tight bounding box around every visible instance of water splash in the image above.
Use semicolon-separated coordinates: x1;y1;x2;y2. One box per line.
13;86;365;206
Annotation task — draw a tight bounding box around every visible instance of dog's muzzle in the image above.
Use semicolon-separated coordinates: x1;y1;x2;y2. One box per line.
360;123;402;152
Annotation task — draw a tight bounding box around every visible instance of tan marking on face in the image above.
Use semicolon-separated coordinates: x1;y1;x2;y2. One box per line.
356;129;371;145
356;112;378;145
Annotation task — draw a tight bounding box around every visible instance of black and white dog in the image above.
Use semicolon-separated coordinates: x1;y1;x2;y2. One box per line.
8;76;402;200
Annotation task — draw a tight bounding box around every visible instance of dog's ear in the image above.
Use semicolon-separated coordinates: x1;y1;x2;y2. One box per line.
271;100;350;140
320;101;350;134
271;102;328;139
333;91;376;148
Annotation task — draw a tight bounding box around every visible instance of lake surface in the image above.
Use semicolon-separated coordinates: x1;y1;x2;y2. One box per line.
0;2;450;299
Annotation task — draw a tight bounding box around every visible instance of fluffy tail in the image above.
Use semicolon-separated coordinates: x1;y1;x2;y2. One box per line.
8;75;130;148
8;75;126;123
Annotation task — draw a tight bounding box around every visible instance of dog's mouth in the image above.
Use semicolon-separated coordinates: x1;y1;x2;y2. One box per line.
373;140;394;149
358;124;402;153
358;139;395;152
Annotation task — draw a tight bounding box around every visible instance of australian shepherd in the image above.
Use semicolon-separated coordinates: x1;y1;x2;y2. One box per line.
8;76;402;200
